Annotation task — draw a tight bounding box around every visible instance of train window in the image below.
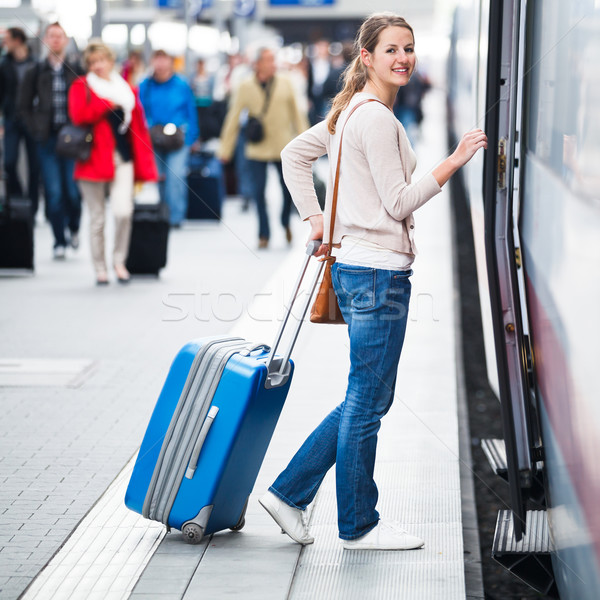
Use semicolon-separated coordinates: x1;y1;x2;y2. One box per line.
525;0;600;199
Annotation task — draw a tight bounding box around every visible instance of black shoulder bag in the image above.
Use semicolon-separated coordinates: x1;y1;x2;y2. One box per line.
145;79;185;152
245;78;274;143
56;81;93;162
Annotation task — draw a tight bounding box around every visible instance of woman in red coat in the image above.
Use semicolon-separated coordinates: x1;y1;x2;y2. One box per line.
69;40;157;284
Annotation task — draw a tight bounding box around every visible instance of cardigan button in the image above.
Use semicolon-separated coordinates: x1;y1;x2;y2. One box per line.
410;225;415;229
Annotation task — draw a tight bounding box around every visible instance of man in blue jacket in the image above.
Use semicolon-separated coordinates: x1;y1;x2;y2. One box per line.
139;50;199;227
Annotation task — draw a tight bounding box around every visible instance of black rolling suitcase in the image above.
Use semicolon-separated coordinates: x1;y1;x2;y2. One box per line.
187;151;225;220
126;202;170;276
0;195;34;270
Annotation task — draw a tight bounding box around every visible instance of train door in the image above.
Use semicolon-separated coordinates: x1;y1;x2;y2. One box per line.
482;0;537;540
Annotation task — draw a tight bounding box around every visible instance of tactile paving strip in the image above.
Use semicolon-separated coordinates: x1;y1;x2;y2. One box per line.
21;456;165;600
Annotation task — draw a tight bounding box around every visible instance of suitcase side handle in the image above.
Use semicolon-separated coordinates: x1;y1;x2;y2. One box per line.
265;241;323;388
184;405;219;480
240;343;271;357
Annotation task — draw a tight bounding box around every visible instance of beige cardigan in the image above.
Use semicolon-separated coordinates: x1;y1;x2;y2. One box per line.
281;92;442;255
218;74;309;162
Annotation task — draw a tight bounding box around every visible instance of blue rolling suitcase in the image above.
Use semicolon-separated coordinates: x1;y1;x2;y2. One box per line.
125;242;324;543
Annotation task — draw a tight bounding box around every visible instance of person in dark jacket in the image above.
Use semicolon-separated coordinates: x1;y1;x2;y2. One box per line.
18;22;84;259
0;27;39;212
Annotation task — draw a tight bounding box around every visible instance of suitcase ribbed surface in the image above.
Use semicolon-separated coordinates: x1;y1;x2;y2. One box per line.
143;338;248;524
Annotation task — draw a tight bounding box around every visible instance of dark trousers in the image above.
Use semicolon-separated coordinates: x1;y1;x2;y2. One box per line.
246;159;293;241
37;134;81;248
3;118;40;213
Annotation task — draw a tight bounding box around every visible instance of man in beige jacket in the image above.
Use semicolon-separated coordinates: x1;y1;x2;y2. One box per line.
218;47;309;248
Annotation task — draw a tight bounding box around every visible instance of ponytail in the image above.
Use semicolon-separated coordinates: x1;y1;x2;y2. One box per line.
326;56;368;134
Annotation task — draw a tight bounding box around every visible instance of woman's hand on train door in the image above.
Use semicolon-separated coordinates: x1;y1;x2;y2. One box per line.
452;129;488;167
432;129;488;188
307;214;327;257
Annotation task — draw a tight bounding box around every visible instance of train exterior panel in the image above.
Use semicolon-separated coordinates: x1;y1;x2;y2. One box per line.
520;1;600;592
449;0;600;597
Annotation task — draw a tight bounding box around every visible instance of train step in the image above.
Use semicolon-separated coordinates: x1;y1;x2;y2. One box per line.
481;438;508;480
493;509;558;597
482;438;547;506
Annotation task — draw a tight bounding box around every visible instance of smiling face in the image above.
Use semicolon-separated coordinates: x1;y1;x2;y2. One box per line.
362;26;416;92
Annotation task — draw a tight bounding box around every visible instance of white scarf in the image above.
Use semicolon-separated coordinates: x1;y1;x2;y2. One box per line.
86;71;135;129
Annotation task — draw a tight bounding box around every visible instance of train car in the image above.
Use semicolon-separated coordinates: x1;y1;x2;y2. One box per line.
448;1;600;598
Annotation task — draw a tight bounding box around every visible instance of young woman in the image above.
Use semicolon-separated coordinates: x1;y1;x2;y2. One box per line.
69;40;157;285
259;13;487;550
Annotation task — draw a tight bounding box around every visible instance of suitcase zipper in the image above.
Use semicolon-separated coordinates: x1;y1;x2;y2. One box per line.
158;341;250;524
142;337;242;519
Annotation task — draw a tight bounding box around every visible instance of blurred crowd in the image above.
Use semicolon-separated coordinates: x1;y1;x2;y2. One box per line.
0;23;431;282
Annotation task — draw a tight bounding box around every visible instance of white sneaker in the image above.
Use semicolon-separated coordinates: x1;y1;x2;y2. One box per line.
53;246;66;260
258;491;314;545
342;521;424;551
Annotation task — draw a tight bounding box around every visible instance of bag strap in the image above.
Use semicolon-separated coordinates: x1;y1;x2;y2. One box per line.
258;77;275;118
326;98;389;258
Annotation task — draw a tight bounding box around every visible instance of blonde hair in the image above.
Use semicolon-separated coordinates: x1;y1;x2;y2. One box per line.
326;13;414;134
83;39;116;70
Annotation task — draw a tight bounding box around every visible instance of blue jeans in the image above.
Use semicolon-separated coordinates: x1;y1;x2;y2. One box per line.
246;160;293;241
3;118;39;212
37;134;81;248
270;264;412;539
155;145;190;225
234;127;253;200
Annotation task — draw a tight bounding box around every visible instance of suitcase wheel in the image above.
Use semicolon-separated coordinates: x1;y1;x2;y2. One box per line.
182;522;205;544
229;498;248;532
229;516;245;532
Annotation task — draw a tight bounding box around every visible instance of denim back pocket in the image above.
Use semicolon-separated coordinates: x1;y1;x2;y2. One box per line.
336;266;376;311
381;269;412;321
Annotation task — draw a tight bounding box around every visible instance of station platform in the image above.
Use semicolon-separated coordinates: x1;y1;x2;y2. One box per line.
0;88;482;600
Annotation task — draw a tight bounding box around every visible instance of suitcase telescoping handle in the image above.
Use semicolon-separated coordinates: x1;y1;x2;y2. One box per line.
265;240;324;388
